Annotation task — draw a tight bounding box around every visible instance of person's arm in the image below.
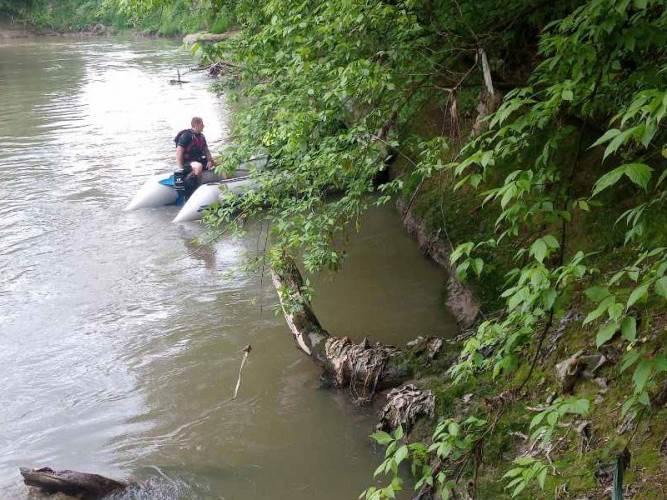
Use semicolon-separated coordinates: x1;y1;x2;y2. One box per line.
176;145;185;168
203;138;215;169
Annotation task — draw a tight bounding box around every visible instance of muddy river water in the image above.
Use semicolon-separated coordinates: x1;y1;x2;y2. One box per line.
0;35;457;499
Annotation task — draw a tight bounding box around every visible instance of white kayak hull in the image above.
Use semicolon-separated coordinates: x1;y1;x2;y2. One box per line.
124;174;179;211
125;172;257;222
172;183;220;223
172;175;257;223
125;157;266;221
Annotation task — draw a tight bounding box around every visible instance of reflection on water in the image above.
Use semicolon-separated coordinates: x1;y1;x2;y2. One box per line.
0;35;456;499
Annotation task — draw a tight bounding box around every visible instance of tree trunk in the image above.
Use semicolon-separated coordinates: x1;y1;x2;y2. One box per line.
271;257;411;402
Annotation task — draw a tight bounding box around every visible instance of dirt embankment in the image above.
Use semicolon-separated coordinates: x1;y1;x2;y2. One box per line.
0;18;122;39
396;198;480;330
0;21;34;40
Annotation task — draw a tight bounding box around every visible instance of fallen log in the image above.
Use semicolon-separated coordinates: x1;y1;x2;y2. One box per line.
182;30;240;46
271;256;442;404
20;467;127;499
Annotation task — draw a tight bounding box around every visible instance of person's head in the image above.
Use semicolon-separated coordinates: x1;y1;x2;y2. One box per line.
191;117;204;133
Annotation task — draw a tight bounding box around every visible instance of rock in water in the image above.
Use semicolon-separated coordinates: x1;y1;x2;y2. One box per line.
20;467;127;499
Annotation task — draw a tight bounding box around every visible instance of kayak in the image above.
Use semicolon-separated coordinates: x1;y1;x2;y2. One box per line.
124;170;256;222
125;158;265;222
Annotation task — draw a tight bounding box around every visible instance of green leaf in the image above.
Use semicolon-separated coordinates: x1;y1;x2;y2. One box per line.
596;322;618;347
512;481;528;497
542;289;557;310
655;355;667;372
371;431;393;445
592;167;625;196
547;411;558;426
633;360;652;393
623;163;652;190
620;350;641;372
394;445;409;465
607;302;624;322
584;296;615;325
570;398;590;415
472;258;484;277
604;129;632;159
655;277;667;298
543;234;560;249
503;467;525;479
537;467;548;489
530;412;546;429
506;476;524;489
626;284;649;309
590;129;620;149
562;89;573;101
585;286;611;302
621;316;637;342
447;421;460;436
531;239;548;263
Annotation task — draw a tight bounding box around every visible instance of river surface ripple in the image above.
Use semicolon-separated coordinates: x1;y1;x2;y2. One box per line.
0;36;456;499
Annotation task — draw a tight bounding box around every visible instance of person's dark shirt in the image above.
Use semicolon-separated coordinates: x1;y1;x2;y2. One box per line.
177;130;208;163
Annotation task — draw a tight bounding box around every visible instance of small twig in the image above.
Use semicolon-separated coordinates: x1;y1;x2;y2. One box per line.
517;309;555;393
402;177;426;221
232;345;252;400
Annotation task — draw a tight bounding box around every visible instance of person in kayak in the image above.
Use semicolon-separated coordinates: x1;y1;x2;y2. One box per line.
175;116;215;190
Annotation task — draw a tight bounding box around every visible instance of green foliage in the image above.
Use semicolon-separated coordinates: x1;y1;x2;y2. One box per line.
503;456;552;498
209;4;233;33
365;417;486;500
448;0;667;419
184;0;576;272
0;0;34;17
8;0;238;34
7;0;114;30
528;397;589;450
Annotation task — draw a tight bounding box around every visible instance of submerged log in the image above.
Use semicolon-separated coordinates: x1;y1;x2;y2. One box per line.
20;467;127;499
272;257;441;403
182;30;240;46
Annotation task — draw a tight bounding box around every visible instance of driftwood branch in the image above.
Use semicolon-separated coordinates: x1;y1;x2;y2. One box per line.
232;344;252;400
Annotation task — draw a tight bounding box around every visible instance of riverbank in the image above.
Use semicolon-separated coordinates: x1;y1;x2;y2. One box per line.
0;20;115;39
0;20;37;39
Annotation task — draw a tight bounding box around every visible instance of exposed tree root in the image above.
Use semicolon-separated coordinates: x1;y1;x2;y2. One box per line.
271;256;442;405
377;384;436;433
